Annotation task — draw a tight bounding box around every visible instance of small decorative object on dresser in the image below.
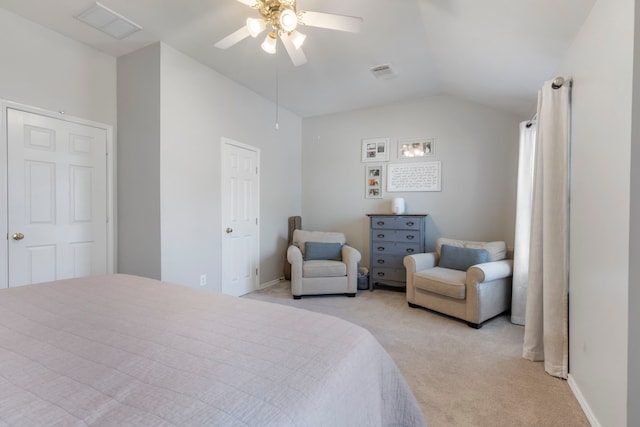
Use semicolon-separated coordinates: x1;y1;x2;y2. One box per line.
367;214;427;290
391;197;405;214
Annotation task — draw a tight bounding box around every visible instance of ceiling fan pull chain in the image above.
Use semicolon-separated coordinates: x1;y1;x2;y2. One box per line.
275;48;279;130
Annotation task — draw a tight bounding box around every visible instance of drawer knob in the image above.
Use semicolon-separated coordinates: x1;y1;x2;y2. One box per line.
377;234;385;238
406;248;415;253
377;259;385;264
377;272;385;277
377;247;385;251
377;221;385;226
406;221;414;226
406;235;414;240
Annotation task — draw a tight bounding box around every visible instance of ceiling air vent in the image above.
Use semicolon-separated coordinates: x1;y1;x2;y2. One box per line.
370;64;397;80
76;2;142;40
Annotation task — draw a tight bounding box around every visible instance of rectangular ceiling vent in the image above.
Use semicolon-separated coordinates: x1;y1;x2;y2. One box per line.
76;2;142;40
370;64;397;80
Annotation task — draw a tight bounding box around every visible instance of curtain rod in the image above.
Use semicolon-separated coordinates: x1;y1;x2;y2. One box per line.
552;76;573;89
526;76;573;128
527;76;572;127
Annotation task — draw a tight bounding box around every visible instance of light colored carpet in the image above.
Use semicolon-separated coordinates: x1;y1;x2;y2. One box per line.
243;281;589;427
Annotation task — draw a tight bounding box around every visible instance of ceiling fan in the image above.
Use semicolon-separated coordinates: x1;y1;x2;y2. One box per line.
214;0;363;67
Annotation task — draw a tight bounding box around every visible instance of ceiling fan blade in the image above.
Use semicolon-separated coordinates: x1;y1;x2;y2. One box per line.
235;0;258;6
214;26;251;49
299;11;363;33
280;33;308;67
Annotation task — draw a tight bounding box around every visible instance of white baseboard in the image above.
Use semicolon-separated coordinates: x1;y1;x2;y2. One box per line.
568;374;600;427
260;277;285;289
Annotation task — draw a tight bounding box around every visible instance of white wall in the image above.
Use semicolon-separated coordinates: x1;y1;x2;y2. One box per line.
117;43;302;291
556;0;634;425
301;95;520;265
117;44;162;279
0;9;116;126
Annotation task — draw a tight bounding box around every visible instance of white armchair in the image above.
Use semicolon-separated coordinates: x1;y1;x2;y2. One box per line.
403;237;513;328
287;230;361;299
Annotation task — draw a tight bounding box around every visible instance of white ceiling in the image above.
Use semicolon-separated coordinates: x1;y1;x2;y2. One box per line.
0;0;596;118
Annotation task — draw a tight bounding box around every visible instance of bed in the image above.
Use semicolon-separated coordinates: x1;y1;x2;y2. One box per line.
0;274;427;426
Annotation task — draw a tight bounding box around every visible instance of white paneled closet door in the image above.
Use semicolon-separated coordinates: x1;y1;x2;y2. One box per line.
7;108;108;287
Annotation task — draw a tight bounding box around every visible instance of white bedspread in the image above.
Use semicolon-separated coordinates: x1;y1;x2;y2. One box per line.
0;274;426;426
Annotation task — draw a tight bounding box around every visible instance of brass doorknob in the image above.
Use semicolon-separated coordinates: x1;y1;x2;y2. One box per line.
226;228;233;233
12;232;24;241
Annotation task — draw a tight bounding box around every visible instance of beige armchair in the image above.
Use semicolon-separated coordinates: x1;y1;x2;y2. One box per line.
287;230;361;299
403;238;513;328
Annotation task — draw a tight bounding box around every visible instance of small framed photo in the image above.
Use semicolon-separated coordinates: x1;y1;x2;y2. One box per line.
365;165;384;199
398;137;436;159
362;138;390;162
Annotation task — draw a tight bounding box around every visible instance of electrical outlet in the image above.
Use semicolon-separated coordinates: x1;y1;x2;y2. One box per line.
199;274;206;286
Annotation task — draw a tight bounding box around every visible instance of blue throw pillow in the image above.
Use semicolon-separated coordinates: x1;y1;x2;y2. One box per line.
439;244;489;271
304;241;343;261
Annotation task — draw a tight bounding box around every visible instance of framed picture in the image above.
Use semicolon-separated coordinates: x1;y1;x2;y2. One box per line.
398;137;436;159
387;161;441;192
365;165;384;198
362;138;390;162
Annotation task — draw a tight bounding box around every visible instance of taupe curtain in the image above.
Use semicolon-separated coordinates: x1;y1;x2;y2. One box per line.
522;78;571;379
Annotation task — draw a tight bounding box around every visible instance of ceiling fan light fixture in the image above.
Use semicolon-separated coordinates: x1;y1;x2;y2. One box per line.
289;30;306;49
246;17;266;37
215;0;363;67
261;32;277;54
279;8;297;32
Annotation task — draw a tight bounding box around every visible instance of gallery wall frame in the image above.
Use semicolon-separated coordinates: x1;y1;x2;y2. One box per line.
387;161;441;192
365;164;384;198
362;137;390;162
398;137;436;159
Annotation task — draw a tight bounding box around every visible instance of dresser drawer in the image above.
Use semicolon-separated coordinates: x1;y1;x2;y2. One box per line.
371;267;406;282
370;216;422;231
372;229;422;243
372;242;421;256
371;254;404;267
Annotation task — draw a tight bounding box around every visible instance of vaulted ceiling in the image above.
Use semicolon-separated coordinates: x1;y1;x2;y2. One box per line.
0;0;596;118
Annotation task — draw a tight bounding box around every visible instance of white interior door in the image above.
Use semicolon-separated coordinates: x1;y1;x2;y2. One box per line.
7;108;108;287
221;138;260;296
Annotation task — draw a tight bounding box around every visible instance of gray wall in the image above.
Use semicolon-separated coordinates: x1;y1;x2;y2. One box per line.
0;9;116;127
117;44;162;279
301;95;520;268
117;43;302;291
556;0;634;425
159;44;302;291
630;0;640;423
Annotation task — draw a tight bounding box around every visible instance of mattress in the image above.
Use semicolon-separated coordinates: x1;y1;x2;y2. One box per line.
0;274;427;426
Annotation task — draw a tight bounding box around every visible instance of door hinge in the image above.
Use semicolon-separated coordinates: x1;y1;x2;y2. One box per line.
256;268;258;276
255;218;258;225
